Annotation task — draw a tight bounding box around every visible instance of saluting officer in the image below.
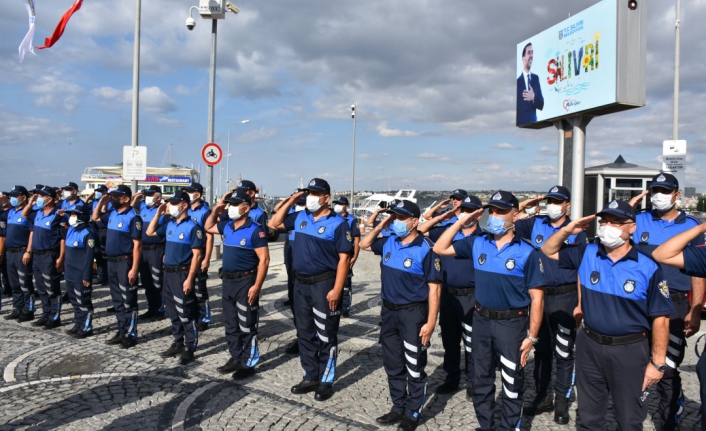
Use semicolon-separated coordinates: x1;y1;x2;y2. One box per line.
236;180;269;236
418;195;483;398
516;185;586;424
90;184;110;286
146;191;204;365
268;178;352;402
1;186;36;321
59;182;82;214
364;199;400;238
630;173;704;430
64;205;96;338
542;200;673;430
421;189;467;224
183;183;214;331
360;200;441;431
332;196;360;317
205;191;269;378
24;186;66;329
134;185;166;320
93;185;142;349
433;190;545;431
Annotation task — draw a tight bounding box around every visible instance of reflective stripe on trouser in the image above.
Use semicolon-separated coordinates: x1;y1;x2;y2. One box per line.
222;275;259;368
533;290;577;399
32;252;61;320
697;352;706;431
107;259;138;338
162;271;198;349
194;266;210;323
342;269;354;311
471;313;526;431
381;303;429;422
95;230;108;279
575;329;650;431
439;286;475;388
7;250;35;313
138;247;164;313
294;277;341;386
66;279;94;332
656;295;689;427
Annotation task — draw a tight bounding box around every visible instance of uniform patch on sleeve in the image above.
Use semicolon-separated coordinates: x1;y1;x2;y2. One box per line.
346;231;352;242
539;258;544;274
197;230;203;239
259;231;266;238
658;280;669;298
434;258;441;272
88;239;95;248
0;222;5;229
136;221;142;231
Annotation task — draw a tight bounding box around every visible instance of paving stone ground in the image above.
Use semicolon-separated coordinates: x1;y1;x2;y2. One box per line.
1;238;704;430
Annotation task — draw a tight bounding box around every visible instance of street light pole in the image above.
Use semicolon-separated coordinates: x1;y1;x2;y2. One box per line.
350;102;357;211
227;119;250;192
130;0;141;193
206;18;218;206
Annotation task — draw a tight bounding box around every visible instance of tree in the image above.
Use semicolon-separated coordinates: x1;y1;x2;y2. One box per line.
697;196;706;212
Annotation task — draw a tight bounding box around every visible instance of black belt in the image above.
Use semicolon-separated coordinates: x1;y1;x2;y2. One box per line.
221;269;257;279
447;286;475;296
106;255;131;262
671;291;688;302
475;304;528;320
383;299;428;311
142;244;165;251
33;249;57;256
544;283;578;296
7;247;27;253
164;265;189;273
583;324;647;346
295;271;336;285
96;228;107;232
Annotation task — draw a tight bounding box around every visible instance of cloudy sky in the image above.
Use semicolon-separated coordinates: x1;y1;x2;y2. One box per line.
2;0;705;196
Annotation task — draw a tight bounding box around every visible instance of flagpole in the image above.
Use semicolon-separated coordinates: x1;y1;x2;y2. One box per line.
130;0;141;193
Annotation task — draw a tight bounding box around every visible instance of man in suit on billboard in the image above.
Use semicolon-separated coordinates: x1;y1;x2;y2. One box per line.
517;43;544;126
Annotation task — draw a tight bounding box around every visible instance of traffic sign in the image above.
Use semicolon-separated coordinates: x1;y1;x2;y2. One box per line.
202;142;223;166
123;146;147;180
662;140;686;172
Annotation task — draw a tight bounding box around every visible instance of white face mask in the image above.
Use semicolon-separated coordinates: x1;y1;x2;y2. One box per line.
458;212;476;228
546;204;566;221
145;196;156;207
333;204;345;214
228;205;243;220
597;225;626;249
188;193;198;202
651;193;675;211
295;205;306;212
62;190;72;200
525;206;537;216
69;216;79;227
306;195;323;212
168;204;183;218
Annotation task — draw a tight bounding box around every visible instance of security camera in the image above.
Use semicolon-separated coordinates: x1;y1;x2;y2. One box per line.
185;16;196;30
628;0;637;10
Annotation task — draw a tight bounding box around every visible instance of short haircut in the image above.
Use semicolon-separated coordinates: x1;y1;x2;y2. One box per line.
522;43;532;57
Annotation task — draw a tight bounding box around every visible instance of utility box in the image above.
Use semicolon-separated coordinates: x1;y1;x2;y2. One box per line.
199;0;226;19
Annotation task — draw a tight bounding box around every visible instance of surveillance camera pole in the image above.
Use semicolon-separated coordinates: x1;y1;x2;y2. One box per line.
350;102;357;213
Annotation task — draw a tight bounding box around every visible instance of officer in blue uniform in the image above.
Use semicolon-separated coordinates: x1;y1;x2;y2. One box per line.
133;185;166;320
332;196;360;317
205;191;270;378
365;199;401;239
629;173;704;430
146;191;204;364
183;182;214;331
59;182;82;215
418;195;483;398
90;185;110;285
236;180;269;236
515;185;586;423
64;205;96;338
653;219;706;431
421;189;467;225
542;200;673;430
360;200;442;431
1;186;36;321
268;178;353;402
93;185;143;349
25;186;66;329
0;191;10;298
434;190;545;431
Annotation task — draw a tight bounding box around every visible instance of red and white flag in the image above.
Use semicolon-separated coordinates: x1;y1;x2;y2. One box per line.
36;0;83;50
18;0;37;63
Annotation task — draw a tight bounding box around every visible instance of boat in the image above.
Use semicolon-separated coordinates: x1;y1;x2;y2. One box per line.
352;189;417;219
80;166;199;198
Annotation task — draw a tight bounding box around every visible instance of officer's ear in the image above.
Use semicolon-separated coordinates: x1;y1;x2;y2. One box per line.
510;208;520;223
627;221;637;235
673;190;681;203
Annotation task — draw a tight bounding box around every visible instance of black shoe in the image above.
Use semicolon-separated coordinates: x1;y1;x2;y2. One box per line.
61;293;70;304
139;311;155;320
398;416;419;431
314;385;334;401
120;336;137;349
435;381;459;395
2;287;11;296
196;321;209;331
378;321;383;326
285;340;299;354
217;360;241;374
106;307;116;313
43;319;61;329
65;327;80;336
291;380;319;394
232;367;256;379
554;396;570;424
17;313;35;322
283;298;292;307
73;330;94;339
4;310;22;320
32;317;48;327
376;411;405;425
99;279;108;286
466;387;475;401
161;343;185;358
154;311;165;320
105;332;124;345
179;348;195;365
523;392;554;416
342;309;350;318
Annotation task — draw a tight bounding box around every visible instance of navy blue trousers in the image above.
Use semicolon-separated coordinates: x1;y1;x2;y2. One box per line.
33;251;61;321
6;250;35;313
138;246;164;314
342;270;354;311
163;270;198;349
439;286;475;388
66;279;93;332
94;229;107;280
107;258;138;338
656;295;689;427
697;348;706;431
222;275;259;368
195;264;210;323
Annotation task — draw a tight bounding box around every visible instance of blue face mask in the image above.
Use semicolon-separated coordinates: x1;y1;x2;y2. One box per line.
36;197;46;209
95;191;103;200
390;219;412;238
10;197;20;207
487;215;511;235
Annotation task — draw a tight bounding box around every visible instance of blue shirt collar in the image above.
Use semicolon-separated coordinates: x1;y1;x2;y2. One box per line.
595;241;639;262
394;233;425;248
650;209;686;224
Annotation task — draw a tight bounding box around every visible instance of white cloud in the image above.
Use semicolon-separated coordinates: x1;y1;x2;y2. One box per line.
377;122;421;138
235;127;279;143
493;142;523;150
91;86;178;113
539;146;557;156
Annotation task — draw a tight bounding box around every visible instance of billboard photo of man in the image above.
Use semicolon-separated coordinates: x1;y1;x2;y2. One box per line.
516;43;544;127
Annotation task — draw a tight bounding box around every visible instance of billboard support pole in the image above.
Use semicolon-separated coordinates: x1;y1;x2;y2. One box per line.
569;115;591;220
673;0;680;142
554;121;565;185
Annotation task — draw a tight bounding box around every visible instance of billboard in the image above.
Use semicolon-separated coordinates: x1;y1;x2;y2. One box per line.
516;0;646;128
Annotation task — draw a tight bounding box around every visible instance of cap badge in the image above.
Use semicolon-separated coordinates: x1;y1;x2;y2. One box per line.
398;201;404;208
550;186;559;193
609;201;618;209
657;174;666;182
238;181;243;186
492;193;502;200
464;197;470;202
309;180;316;186
454;190;459;194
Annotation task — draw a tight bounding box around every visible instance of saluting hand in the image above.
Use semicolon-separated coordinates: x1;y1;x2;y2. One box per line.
157;202;169;214
628;190;650;208
564;214;596;236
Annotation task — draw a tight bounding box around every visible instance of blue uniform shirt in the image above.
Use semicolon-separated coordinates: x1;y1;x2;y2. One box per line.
428;226;482;288
65;224;96;282
91;200;112;230
372;234;441;304
249;202;269;235
372;220;392;237
32;208;65;251
633;210;704;292
4;207;35;248
139;202;167;246
683;246;706;278
559;242;674;335
0;209;5;238
516;216;587;287
218;218;268;272
188;201;212;227
454;232;545;310
156;218;205;266
101;207;142;257
60;199;81;222
438;215;459;227
283;210;353;276
343;213;361;237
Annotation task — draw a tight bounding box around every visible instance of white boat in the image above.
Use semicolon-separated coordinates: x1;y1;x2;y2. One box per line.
80;166;199;198
352;189;417;219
